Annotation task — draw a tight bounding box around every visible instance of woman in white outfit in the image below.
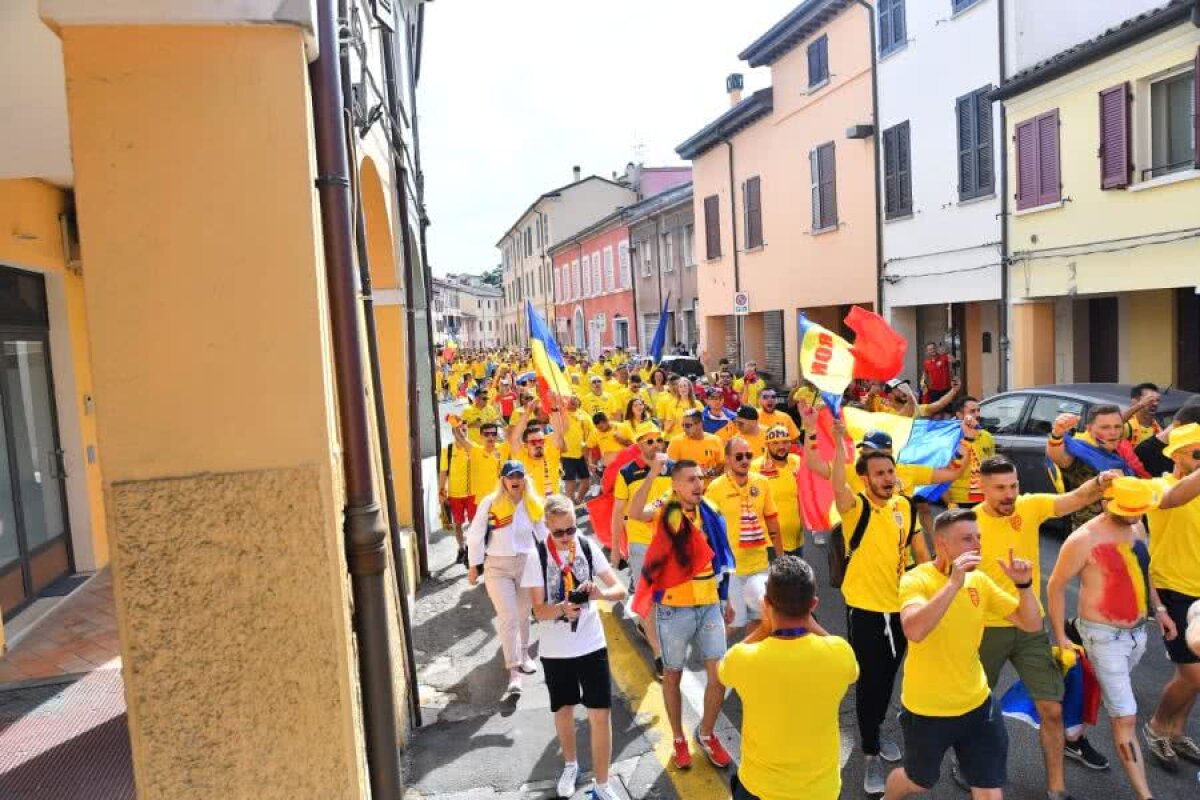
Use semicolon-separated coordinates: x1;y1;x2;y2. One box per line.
467;459;548;695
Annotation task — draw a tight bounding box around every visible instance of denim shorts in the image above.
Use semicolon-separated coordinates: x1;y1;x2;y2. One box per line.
1076;618;1147;718
654;602;727;671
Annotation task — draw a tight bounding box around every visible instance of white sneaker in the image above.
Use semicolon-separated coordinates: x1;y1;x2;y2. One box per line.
878;737;902;763
504;670;522;698
590;781;618;799
557;762;579;798
863;754;885;795
518;657;538;675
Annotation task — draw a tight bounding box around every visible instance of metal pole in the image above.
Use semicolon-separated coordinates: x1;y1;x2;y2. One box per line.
310;1;403;796
723;139;743;368
997;0;1011;392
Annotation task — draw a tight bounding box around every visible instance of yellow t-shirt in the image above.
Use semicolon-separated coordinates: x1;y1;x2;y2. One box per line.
654;496;722;607
840;494;916;612
946;431;996;505
753;454;803;551
899;564;1018;716
758;409;800;441
518;442;562;498
1147;476;1200;596
613;462;674;546
705;473;778;575
585;425;628;459
1125;416;1162;446
560;411;589;459
660;396;702;438
719;635;858;800
461;404;501;445
976;494;1055;625
668;433;725;475
439;443;471;498
580;392;616;419
736;428;767;459
735;377;766;407
467;445;504;502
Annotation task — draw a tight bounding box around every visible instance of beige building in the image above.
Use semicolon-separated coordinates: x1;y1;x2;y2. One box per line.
433;274;502;348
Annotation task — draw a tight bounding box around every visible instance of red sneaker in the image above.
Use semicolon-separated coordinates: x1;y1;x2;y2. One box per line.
696;730;733;768
672;737;692;769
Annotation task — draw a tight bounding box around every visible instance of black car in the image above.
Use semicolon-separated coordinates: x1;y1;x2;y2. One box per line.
656;355;705;381
978;383;1196;494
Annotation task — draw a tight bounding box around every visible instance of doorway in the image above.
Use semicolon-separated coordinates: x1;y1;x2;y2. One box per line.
1087;297;1119;382
0;269;72;619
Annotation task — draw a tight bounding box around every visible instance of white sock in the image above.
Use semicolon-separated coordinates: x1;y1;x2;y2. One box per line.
594;780;609;788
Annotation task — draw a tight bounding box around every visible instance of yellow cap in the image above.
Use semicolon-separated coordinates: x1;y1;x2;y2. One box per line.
634;422;663;442
765;424;793;443
1163;422;1200;459
1103;476;1162;517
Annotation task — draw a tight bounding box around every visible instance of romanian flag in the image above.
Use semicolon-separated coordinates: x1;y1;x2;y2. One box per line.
1001;655;1100;737
796;404;851;531
1093;540;1151;624
526;300;573;414
798;314;856;414
585;443;640;554
845;306;907;381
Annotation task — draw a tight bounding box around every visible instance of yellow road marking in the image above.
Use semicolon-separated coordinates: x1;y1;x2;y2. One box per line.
599;604;731;800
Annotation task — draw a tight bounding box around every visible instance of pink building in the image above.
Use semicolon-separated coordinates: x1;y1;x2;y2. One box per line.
550;215;636;357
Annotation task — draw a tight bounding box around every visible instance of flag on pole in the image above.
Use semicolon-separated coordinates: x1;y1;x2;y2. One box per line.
845;306;907;380
648;293;672;364
527;300;573;414
798;314;856;415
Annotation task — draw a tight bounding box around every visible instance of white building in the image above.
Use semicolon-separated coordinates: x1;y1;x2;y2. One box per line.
432;274;503;349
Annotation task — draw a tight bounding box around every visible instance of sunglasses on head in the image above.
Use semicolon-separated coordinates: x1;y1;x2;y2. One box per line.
732;452;754;462
550;525;577;538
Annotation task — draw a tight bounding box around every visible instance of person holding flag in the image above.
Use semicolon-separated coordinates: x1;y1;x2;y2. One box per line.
508;401;566;499
1047;404;1142;529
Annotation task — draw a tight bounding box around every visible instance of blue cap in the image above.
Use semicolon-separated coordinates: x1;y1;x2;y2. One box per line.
499;460;527;478
858;430;894;451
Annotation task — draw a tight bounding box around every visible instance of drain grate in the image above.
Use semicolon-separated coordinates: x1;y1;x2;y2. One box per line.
0;682;70;722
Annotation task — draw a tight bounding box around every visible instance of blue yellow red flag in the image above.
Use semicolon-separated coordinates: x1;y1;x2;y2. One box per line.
526;300;573;402
798;314;855;414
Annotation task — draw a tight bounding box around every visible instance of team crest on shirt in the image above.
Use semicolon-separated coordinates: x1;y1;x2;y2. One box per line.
1010;514;1023;531
968;588;980;607
750;486;760;497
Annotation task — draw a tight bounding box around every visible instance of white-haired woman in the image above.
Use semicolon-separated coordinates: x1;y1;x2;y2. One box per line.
466;459;548;696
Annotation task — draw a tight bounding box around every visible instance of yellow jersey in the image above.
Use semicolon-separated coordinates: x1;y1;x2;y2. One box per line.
976;494;1055;625
467;444;505;502
667;433;725;475
439;443;471;498
1147;476;1200;596
705;473;778;575
840;493;917;612
946;431;995;505
613;460;674;546
518;442;562;498
752;453;803;551
653;495;722;607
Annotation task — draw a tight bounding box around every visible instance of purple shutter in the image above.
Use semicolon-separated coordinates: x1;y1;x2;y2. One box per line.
897;121;911;214
1194;46;1199;168
1036;110;1061;205
1098;83;1130;189
1015;119;1038;209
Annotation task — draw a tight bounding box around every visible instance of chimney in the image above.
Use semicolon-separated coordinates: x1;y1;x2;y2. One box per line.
572;165;582;182
726;73;744;107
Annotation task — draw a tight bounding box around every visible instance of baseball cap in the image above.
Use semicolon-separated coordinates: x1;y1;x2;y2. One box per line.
765;424;792;443
499;460;527;478
634;422;663;442
736;405;759;421
858;430;894;451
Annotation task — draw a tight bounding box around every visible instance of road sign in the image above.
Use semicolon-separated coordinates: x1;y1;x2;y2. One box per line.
733;292;750;316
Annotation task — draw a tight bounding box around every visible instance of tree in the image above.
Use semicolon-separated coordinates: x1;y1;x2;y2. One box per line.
479;265;501;287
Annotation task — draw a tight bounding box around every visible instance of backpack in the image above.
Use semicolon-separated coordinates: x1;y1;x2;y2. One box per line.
826;493;918;589
535;535;596;601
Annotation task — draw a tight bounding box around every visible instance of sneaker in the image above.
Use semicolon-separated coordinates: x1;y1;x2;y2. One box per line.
878;737;902;763
695;729;732;768
504;673;522;698
590;782;617;800
1064;736;1109;770
556;762;579;798
863;754;886;795
671;737;692;769
455;547;468;566
653;657;664;682
517;658;538;675
1143;722;1178;769
1170;733;1200;765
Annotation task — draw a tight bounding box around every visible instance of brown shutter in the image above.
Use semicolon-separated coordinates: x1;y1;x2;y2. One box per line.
744;177;763;249
819;142;838;229
703;195;721;259
1036;110;1060;206
1098;82;1131;189
1015;118;1038;209
897;121;911;214
883;126;899;217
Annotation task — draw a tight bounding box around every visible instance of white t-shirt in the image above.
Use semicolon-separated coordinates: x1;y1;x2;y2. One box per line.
522;535;612;659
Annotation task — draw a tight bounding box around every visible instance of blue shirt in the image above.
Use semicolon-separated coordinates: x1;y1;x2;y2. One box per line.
702;407;735;436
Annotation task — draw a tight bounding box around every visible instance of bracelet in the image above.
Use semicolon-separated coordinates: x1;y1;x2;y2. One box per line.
1155;605;1167;614
1047;438;1064;448
1014;580;1033;590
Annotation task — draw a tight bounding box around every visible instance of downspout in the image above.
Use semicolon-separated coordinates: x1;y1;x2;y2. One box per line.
381;8;432;580
855;0;885;315
654;215;665;330
997;0;1011;391
343;2;421;729
723;139;743;367
311;1;403;797
625;213;640;350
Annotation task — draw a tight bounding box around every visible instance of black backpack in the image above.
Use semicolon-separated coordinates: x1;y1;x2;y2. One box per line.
535;534;596;600
826;493;917;588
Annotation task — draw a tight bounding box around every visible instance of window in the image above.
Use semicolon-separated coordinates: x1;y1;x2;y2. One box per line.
978;394;1028;435
882;122;912;218
682;224;695;266
661;231;675;273
810;142;838;231
639;243;652;278
1149;67;1195;179
743;176;764;248
807;35;829;88
591;253;601;296
1024;396;1084;438
1015;109;1061;210
572;259;581;298
878;0;906;56
582;255;591;296
952;0;981;12
603;246;615;291
703;195;721;259
957;86;995;200
618;241;631;288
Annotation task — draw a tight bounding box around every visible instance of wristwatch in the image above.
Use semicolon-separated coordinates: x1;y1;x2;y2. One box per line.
1155;604;1168;615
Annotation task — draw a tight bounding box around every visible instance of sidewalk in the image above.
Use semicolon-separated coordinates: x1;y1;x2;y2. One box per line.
404;531;689;799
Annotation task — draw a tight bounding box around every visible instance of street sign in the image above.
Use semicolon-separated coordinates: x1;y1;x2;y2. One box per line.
733;292;750;316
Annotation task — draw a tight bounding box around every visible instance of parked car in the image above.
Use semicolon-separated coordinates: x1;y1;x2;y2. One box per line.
657;355;706;381
978;383;1196;494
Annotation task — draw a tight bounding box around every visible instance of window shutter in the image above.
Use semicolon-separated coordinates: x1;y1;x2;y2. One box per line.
1036;110;1061;205
744;177;763;249
704;195;721;259
808;41;819;85
819;143;838;229
883;126;899;217
1015;119;1038;209
975;89;994;194
957;94;976;198
810;148;821;229
897;121;912;214
1193;46;1199;168
878;0;892;53
1098;83;1131;189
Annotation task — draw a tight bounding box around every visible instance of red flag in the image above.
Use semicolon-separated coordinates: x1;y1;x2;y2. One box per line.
585;445;639;556
795;406;852;531
845;305;907;381
630;502;715;619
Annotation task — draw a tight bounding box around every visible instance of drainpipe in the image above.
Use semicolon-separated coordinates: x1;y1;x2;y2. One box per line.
625;214;640;350
723;139;743;368
855;0;885;315
380;7;432;580
311;1;402;797
654;215;665;345
997;0;1011;391
343;2;422;729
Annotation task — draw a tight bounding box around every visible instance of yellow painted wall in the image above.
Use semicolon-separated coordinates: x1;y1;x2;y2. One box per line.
1121;289;1175;386
60;24;369;798
1006;25;1200;301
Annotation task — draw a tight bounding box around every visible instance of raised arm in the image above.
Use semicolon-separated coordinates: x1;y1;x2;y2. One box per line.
1160;466;1200;510
550;406;567;452
928;439;972;485
1046;412;1080;469
628;453;669;523
1051;469;1117;517
921;379;961;417
830;419;856;514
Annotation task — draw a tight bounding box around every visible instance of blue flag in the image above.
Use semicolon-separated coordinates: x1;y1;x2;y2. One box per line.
1063;434;1136;476
900;419;964;502
648;293;671;364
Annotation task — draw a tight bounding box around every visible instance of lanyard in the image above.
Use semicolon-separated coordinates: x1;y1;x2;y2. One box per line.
772;627;809;639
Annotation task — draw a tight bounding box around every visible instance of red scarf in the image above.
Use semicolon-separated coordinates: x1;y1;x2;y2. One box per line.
631;501;714;618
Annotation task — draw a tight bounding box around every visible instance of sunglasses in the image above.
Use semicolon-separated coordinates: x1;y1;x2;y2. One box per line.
550;525;577;539
641;438;664;446
483;431;499;438
528;438;546;446
732;453;754;462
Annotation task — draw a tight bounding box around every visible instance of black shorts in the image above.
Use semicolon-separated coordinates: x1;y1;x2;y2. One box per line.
561;457;589;482
1159;588;1200;665
541;648;611;711
900;695;1007;790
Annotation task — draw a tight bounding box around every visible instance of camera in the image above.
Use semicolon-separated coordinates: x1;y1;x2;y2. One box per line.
567;588;590;605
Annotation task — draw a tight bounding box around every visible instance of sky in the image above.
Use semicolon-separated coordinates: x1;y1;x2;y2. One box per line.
419;0;800;277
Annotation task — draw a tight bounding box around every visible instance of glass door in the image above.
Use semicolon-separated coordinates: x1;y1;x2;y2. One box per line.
0;335;71;618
